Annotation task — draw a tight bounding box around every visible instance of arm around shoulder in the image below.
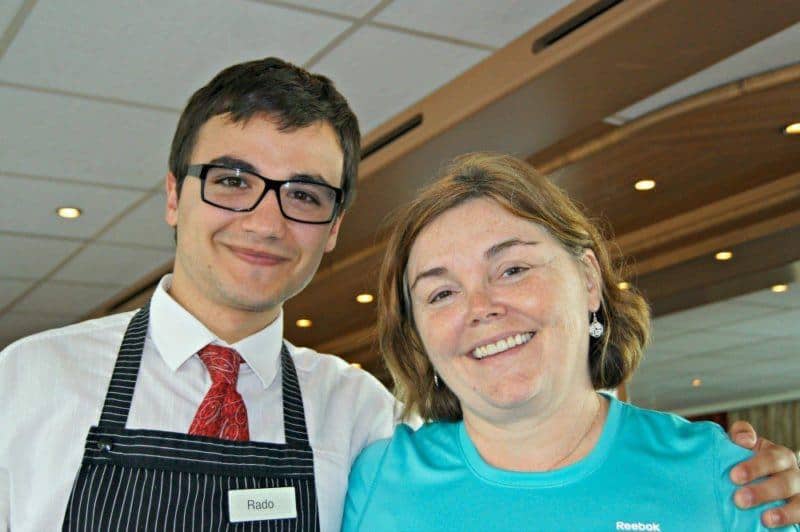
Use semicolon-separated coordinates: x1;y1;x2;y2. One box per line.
713;427;800;531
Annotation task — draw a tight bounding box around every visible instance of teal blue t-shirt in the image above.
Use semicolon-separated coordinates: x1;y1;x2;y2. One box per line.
343;395;795;531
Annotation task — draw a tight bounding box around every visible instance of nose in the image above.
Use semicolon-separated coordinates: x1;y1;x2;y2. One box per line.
468;287;505;326
239;189;286;238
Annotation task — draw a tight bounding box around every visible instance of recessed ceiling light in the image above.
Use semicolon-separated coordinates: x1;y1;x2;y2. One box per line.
691;378;702;388
350;363;362;369
56;206;82;219
771;284;789;293
295;318;312;328
634;179;656;191
618;281;630;290
783;122;800;135
355;293;374;304
714;251;733;261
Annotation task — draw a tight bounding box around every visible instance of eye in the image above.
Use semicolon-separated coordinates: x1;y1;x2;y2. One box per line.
429;289;454;304
214;175;249;188
287;188;321;205
501;265;529;278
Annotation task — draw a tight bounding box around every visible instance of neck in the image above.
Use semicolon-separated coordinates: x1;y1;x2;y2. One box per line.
168;274;280;344
463;390;607;472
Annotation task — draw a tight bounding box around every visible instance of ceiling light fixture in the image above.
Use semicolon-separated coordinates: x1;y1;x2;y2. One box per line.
771;284;789;293
783;122;800;135
714;251;733;261
691;378;702;388
295;318;312;328
56;206;82;219
634;179;656;191
618;281;630;290
355;293;374;304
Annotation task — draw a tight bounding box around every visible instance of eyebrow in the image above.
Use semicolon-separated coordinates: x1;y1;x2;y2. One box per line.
208;156;335;187
485;238;539;259
409;239;539;291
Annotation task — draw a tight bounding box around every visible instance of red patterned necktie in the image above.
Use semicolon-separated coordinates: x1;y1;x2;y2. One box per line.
188;344;250;441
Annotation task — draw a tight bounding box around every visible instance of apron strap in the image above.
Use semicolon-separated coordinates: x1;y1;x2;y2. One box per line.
97;302;313;447
97;303;150;428
279;344;312;447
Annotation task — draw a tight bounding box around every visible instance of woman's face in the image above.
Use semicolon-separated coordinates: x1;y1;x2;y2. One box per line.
406;198;602;422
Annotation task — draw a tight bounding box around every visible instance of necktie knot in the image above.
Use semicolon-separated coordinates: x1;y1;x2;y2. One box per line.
198;344;243;387
189;344;249;441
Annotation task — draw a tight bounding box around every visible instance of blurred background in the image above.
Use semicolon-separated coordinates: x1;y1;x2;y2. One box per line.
0;0;798;449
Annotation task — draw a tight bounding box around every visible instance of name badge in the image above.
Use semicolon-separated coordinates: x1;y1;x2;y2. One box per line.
228;487;297;523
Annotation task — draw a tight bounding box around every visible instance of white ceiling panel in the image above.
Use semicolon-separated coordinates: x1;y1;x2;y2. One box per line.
0;0;26;34
727;286;798;310
375;0;571;48
0;0;350;109
13;281;124;316
99;192;175;250
652;300;783;338
716;308;800;338
52;243;173;285
281;0;381;17
643;329;755;363
0;176;145;239
0;87;175;188
0;234;81;278
0;311;73;350
612;22;800;122
315;26;490;134
0;279;33;308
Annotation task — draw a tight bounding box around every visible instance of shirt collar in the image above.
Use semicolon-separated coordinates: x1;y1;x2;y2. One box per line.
149;274;283;389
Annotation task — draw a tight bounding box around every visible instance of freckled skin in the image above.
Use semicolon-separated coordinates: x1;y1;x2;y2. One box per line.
407;198;602;424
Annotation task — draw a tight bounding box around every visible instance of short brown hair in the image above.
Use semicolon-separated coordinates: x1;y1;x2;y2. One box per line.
377;153;651;421
169;57;360;210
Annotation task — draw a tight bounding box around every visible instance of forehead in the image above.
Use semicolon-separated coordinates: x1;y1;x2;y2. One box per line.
192;114;344;186
407;198;554;271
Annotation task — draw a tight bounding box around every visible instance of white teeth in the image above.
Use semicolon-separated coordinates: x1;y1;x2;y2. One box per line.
472;332;534;359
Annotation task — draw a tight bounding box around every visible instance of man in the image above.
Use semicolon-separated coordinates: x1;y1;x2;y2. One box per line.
0;57;798;531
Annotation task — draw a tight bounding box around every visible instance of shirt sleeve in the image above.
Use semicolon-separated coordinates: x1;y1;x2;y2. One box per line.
0;468;8;532
712;427;799;531
342;438;391;532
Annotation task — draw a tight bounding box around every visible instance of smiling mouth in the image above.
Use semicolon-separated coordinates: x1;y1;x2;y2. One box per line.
227;245;289;265
472;332;535;359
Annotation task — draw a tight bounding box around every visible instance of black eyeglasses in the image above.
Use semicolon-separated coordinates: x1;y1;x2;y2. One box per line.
186;164;343;224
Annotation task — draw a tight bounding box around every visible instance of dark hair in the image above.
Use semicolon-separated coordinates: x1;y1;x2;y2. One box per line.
169;57;360;210
378;153;651;421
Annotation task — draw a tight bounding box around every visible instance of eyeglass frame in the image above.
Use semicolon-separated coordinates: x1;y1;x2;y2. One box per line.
186;163;344;224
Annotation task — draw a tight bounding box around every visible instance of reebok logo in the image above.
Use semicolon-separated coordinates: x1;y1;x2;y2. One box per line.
616;521;661;531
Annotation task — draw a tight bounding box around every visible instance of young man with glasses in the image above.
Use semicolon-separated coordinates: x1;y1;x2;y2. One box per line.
1;57;799;531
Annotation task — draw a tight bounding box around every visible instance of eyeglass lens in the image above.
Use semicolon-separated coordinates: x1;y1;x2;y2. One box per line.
203;167;338;222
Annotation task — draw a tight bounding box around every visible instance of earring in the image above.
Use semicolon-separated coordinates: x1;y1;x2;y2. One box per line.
434;373;441;388
589;311;604;338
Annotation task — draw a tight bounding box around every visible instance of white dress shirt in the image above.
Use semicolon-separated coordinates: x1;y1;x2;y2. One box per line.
0;275;398;531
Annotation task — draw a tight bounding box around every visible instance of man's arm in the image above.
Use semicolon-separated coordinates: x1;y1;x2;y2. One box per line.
728;420;800;528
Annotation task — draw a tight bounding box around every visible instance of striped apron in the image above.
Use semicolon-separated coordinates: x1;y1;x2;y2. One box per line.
61;303;321;531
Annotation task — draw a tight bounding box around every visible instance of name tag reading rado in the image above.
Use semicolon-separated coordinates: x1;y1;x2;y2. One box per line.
228;487;297;523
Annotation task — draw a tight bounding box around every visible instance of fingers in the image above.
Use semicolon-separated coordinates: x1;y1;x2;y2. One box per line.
728;420;757;449
730;439;796;485
733;448;800;528
761;494;800;528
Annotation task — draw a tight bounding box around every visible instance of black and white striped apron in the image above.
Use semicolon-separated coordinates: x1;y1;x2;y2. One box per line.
62;303;321;531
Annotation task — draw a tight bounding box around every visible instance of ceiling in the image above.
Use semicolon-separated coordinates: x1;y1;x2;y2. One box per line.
1;1;798;416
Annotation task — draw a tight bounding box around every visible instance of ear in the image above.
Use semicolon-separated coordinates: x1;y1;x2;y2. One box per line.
165;172;179;228
324;211;345;253
580;249;603;313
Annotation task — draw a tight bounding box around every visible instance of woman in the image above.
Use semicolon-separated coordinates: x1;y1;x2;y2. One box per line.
343;153;799;531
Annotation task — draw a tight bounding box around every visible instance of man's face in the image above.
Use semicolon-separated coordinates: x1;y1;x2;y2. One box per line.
165;113;344;324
